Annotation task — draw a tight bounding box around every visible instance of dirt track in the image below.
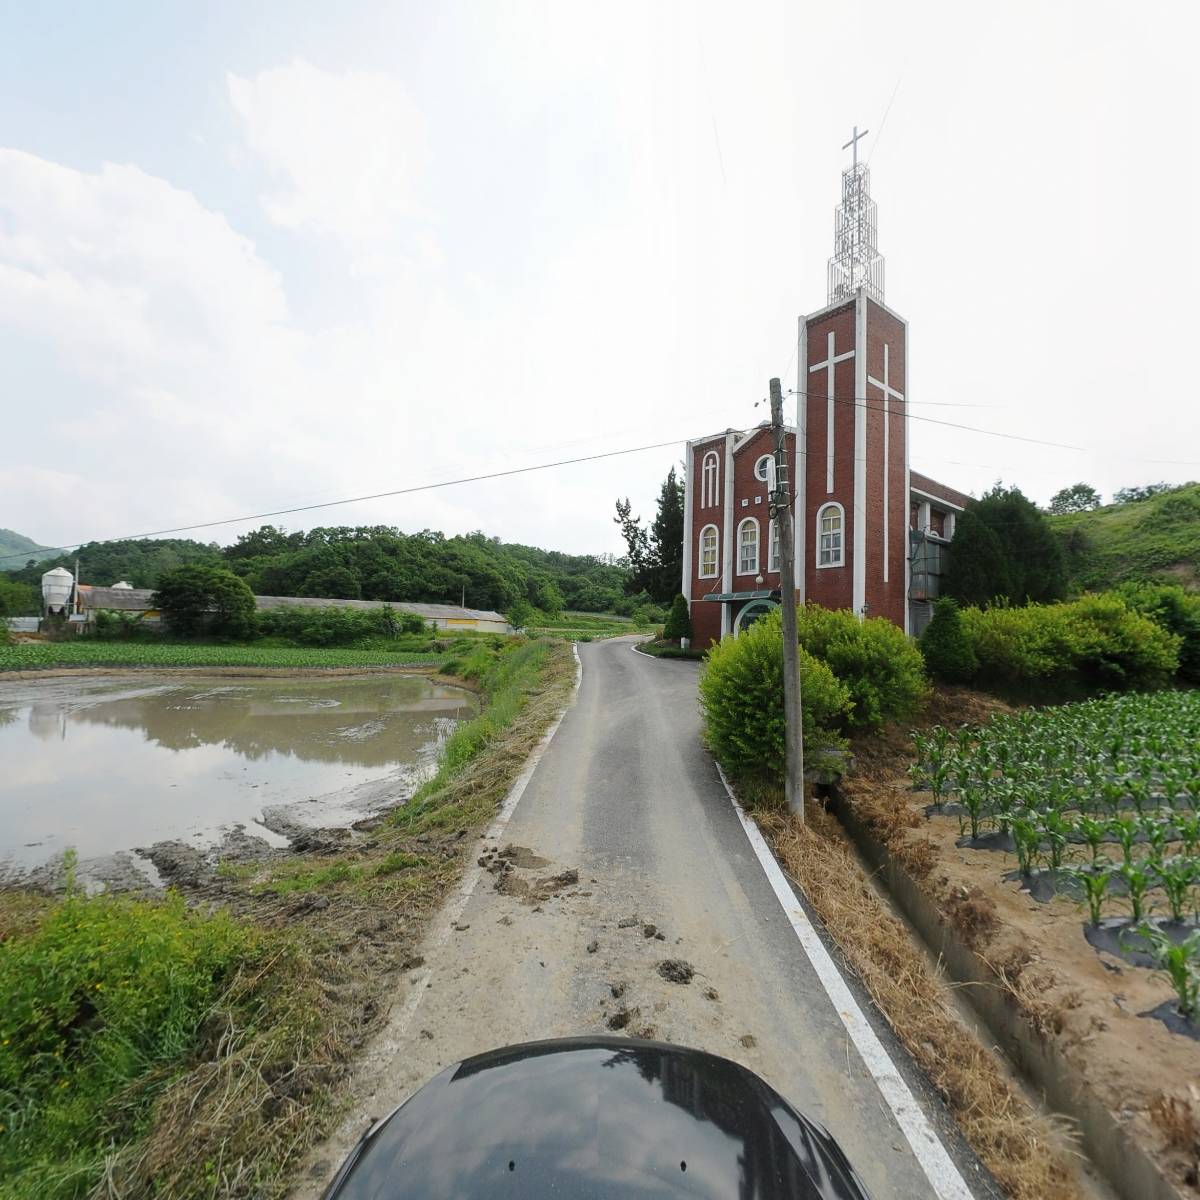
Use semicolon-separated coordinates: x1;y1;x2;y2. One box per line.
293;638;994;1200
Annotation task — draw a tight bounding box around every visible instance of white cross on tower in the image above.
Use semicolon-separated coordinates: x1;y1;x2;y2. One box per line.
842;125;869;169
808;330;855;494
867;343;905;584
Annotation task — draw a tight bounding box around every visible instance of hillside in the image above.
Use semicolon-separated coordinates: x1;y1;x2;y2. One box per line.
1050;483;1200;591
0;528;55;566
1;525;635;615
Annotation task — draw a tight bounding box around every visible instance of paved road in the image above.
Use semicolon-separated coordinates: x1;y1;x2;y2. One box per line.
297;637;990;1199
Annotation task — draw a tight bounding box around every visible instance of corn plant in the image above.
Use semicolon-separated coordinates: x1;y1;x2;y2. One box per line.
1072;814;1109;867
1117;861;1153;922
1154;857;1198;924
1176;812;1200;857
958;786;988;839
1139;812;1172;866
1108;814;1140;866
1007;810;1042;877
1067;864;1112;926
1041;809;1073;871
1137;925;1200;1019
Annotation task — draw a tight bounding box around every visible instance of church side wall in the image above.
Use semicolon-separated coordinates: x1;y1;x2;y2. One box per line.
864;301;908;628
687;437;726;649
802;304;856;613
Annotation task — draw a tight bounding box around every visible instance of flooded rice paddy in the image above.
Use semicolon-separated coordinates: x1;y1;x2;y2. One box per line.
0;673;477;884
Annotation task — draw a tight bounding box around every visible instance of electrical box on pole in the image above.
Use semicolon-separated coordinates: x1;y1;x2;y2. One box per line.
769;378;804;820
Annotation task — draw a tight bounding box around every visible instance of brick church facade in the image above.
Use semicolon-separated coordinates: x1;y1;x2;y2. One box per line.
680;146;970;649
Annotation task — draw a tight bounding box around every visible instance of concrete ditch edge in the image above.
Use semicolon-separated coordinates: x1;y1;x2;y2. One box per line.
826;786;1186;1200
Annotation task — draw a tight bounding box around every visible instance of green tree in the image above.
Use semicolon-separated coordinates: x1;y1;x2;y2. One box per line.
506;598;535;630
919;598;978;683
613;465;685;604
1112;482;1178;504
943;485;1064;606
941;510;1012;607
662;594;693;642
153;565;256;639
0;577;37;617
1049;482;1101;514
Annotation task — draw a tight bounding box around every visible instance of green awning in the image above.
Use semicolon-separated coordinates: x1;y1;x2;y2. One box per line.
698;590;779;603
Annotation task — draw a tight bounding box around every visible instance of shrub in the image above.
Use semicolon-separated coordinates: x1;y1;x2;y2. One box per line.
794;605;927;730
88;609;159;641
0;882;259;1195
255;604;420;647
960;594;1179;692
662;594;693;642
699;610;850;785
1115;581;1200;683
920;598;978;683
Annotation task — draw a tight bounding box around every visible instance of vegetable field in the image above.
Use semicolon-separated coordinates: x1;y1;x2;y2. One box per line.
0;642;440;672
911;691;1200;1021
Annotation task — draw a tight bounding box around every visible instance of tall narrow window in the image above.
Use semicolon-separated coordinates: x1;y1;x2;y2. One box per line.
816;503;844;568
698;524;719;578
737;518;759;576
701;452;720;509
768;520;780;572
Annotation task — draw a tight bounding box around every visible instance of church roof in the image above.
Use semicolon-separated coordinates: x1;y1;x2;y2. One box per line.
909;471;973;511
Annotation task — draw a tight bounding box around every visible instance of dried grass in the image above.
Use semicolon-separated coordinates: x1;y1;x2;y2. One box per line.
757;805;1084;1200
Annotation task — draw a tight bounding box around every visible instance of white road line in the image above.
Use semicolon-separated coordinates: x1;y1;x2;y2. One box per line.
384;644;583;1037
716;763;976;1200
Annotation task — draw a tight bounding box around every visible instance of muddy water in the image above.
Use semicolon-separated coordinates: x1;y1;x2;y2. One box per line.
0;674;477;878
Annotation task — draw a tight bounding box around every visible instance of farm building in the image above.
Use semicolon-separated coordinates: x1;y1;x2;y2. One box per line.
67;583;511;634
681;142;969;647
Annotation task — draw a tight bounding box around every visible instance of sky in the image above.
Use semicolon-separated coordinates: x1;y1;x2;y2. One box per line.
1;0;1197;560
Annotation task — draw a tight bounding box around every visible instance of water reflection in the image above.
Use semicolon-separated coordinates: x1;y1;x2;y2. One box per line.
0;675;477;869
54;678;476;766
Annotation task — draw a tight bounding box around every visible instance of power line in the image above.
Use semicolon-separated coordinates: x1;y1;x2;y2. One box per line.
0;437;686;564
8;397;1197;567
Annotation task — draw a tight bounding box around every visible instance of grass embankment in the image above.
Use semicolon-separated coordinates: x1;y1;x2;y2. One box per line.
0;637;576;1200
0;641;440;672
634;638;704;660
1050;483;1200;591
526;610;657;641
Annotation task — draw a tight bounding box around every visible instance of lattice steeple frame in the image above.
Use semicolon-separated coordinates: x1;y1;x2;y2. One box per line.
827;142;885;305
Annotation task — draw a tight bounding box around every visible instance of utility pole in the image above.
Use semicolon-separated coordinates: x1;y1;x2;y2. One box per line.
769;378;804;820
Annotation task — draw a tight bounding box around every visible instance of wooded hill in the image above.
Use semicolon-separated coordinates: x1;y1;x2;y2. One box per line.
1051;483;1200;592
0;528;54;566
1;525;633;615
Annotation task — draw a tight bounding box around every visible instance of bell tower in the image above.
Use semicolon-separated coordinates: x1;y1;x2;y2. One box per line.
797;132;910;631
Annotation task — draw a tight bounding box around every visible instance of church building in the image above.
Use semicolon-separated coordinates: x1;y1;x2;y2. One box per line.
681;134;970;649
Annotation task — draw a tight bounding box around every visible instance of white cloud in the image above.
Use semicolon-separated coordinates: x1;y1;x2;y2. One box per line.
227;59;429;248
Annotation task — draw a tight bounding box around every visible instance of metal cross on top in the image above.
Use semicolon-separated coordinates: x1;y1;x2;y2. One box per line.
842;125;869;168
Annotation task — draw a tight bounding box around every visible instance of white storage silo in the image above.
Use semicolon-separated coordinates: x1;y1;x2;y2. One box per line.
41;567;74;614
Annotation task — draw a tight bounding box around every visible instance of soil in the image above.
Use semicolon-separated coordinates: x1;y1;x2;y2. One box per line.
844;686;1200;1195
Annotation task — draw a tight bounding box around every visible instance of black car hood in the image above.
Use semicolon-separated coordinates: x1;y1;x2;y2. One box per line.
323;1036;871;1199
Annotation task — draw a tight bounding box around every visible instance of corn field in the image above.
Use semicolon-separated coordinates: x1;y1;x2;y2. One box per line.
910;691;1200;1019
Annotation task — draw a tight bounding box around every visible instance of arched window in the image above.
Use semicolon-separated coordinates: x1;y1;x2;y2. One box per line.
701;452;720;509
768;520;781;572
816;502;844;568
698;524;719;578
737;517;759;576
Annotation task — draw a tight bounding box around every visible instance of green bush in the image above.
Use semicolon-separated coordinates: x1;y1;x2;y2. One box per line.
87;609;159;642
662;594;693;642
960;594;1180;691
1114;581;1200;683
919;598;978;683
255;604;422;647
794;605;928;730
0;882;259;1197
699;609;850;785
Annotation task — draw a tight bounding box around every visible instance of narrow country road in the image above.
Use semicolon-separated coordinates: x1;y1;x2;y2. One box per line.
296;637;991;1200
